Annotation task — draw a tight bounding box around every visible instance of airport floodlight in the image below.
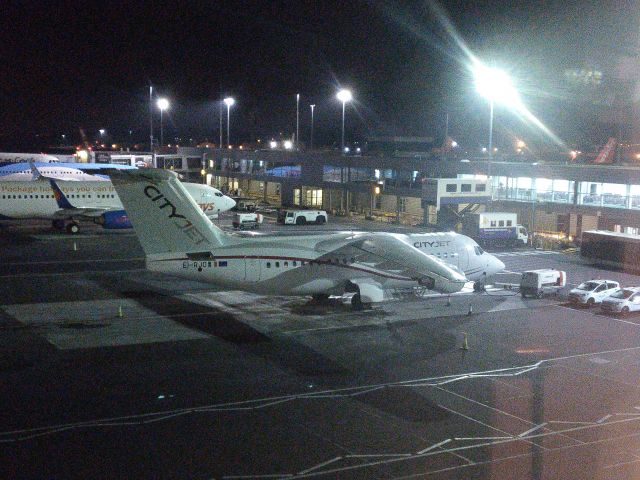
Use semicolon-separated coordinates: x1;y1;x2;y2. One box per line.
99;129;105;135
223;97;235;147
336;89;353;153
344;147;350;153
451;141;458;148
336;89;353;103
156;98;170;147
270;140;278;149
473;65;520;107
517;140;526;149
284;140;293;150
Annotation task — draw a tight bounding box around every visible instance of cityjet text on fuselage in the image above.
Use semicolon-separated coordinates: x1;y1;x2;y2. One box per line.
413;240;451;249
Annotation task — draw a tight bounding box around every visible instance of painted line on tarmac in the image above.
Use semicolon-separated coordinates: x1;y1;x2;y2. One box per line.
556;304;640;327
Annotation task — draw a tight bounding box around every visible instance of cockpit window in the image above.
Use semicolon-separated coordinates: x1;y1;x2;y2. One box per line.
215;192;223;197
474;246;484;256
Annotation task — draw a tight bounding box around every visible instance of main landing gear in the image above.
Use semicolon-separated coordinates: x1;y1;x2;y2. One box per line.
52;220;80;234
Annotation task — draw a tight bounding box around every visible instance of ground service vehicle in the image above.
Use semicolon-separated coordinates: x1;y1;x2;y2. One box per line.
601;287;640;316
279;209;328;225
568;279;620;306
232;213;263;230
520;269;566;298
581;230;640;271
235;199;257;211
462;212;528;247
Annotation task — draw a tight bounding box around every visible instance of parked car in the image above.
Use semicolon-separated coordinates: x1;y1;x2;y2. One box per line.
601;287;640;316
568;279;620;307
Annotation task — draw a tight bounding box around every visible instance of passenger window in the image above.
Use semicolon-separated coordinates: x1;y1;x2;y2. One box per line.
506;220;512;226
595;285;605;292
490;221;496;227
475;184;486;192
446;184;457;193
284;261;288;267
275;262;280;268
266;262;271;268
498;220;504;227
461;184;471;192
292;261;297;267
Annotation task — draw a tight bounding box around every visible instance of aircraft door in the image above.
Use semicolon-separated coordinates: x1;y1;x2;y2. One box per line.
459;244;470;272
244;258;261;282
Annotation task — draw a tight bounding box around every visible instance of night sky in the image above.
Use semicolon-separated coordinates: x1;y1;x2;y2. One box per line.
1;1;637;150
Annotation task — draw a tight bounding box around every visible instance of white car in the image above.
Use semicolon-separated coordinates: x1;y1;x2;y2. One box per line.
601;287;640;315
568;279;620;307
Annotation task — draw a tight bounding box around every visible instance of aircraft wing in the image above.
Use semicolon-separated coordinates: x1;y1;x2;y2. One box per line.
51;206;122;218
48;177;123;219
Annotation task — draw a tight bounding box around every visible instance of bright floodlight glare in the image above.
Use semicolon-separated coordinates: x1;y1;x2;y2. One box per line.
283;140;293;149
473;65;520;107
224;97;235;107
99;129;105;135
344;147;350;153
451;141;458;148
336;89;352;103
269;140;277;149
157;98;169;111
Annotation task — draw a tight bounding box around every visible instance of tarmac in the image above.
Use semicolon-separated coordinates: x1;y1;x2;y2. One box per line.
3;217;640;479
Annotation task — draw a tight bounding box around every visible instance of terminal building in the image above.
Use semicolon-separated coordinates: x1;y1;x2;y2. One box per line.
151;144;640;241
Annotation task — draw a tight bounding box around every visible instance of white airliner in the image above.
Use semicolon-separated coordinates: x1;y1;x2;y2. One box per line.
0;177;236;233
0;153;60;165
0;162;136;181
109;169;468;308
408;232;505;289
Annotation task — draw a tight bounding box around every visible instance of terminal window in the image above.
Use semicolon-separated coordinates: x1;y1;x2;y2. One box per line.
476;184;486;192
461;184;471;192
446;184;457;193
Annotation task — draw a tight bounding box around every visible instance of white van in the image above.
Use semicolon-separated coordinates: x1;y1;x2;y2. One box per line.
281;210;328;225
601;287;640;316
520;269;566;298
232;212;263;230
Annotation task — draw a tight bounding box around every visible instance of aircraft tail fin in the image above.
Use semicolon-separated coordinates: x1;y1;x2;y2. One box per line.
108;169;229;255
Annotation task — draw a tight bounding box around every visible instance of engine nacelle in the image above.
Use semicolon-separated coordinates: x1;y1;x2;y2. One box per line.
95;210;132;229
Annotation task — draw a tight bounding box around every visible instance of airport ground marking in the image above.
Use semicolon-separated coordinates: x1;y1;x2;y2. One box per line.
5;345;640;444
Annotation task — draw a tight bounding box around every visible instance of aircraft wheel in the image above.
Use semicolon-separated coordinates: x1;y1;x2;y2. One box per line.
312;293;330;303
473;282;485;292
52;219;65;230
351;293;363;311
66;222;80;234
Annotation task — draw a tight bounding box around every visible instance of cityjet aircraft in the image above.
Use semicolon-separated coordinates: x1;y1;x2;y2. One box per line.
408;232;505;289
109;169;468;308
0;162;136;181
0;177;235;233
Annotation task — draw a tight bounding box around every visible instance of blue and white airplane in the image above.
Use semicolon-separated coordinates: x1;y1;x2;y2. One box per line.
0;171;236;233
0;162;136;181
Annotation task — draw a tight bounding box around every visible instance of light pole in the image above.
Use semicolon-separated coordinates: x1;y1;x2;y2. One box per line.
149;85;153;150
296;93;300;149
473;64;520;188
336;89;352;153
223;97;235;148
157;98;169;147
310;104;315;150
219;101;223;148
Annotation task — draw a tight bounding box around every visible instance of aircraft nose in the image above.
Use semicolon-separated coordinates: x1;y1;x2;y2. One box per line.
227;197;236;210
491;256;506;274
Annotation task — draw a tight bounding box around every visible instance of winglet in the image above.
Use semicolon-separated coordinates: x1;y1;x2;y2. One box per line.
29;161;41;180
48;179;75;209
